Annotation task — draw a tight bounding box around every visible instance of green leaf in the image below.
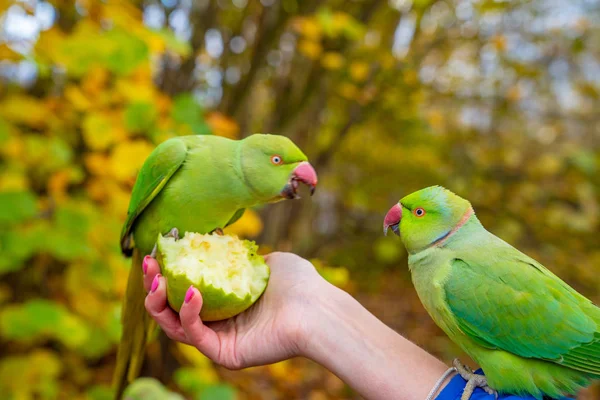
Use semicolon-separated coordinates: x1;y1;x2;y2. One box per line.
0;221;49;274
85;385;114;400
79;326;113;359
0;191;37;225
104;29;150;76
59;27;149;76
125;102;158;133
154;29;192;57
374;236;404;264
173;367;211;394
171;94;212;136
0;118;11;145
197;385;237;400
0;350;62;400
0;299;89;347
124;378;185;400
44;203;94;261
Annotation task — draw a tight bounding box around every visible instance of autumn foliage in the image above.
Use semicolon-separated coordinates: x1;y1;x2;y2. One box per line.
0;0;599;399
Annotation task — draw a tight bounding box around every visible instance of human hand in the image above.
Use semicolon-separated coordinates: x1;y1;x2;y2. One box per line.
142;251;330;369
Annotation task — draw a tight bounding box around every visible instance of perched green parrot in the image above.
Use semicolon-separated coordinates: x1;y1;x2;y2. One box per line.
113;134;317;399
383;186;600;400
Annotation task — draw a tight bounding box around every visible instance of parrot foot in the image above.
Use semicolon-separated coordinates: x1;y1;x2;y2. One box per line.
165;227;180;240
150;244;157;258
213;228;224;236
453;359;498;400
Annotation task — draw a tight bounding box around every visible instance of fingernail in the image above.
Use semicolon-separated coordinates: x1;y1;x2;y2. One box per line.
151;274;161;293
184;286;195;304
142;256;150;275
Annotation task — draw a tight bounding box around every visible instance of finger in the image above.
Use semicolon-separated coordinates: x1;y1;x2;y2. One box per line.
179;286;222;361
142;255;161;292
144;274;187;343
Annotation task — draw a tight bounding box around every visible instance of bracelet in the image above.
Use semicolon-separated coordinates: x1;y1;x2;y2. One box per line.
425;366;457;400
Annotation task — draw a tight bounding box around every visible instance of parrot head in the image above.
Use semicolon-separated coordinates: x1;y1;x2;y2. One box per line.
383;186;473;253
240;134;318;201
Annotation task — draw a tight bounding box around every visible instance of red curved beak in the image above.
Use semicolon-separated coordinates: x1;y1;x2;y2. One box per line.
281;161;318;199
383;203;402;236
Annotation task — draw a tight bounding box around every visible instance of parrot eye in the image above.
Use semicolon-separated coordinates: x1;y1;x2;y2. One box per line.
414;207;426;217
270;155;283;165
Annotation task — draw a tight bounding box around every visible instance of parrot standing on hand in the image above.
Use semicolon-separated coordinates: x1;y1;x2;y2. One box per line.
113;134;317;399
383;186;600;400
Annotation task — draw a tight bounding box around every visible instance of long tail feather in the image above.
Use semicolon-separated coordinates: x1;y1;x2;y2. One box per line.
112;249;152;399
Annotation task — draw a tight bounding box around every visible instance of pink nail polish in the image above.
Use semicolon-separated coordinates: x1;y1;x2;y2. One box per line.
142;256;150;275
184;286;195;304
151;274;161;293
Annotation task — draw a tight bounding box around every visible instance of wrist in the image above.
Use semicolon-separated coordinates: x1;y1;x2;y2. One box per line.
290;278;351;359
299;282;363;362
298;282;449;400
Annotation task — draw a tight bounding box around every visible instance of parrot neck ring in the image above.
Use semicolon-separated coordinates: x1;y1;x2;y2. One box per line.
280;161;318;200
431;207;474;247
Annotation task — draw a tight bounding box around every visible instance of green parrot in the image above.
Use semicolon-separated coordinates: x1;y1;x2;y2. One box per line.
113;134;317;399
383;186;600;400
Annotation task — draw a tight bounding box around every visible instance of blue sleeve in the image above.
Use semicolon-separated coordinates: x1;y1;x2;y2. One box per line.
435;370;569;400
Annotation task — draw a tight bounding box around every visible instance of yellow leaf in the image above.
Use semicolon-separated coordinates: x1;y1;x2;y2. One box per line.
1;137;24;160
223;209;263;238
491;34;507;52
205;112;239;139
403;69;418;85
427;109;445;131
82;112;127;151
298;40;322;60
338;82;359;99
175;342;219;383
115;77;157;103
109;140;154;183
0;0;12;14
293;17;322;40
506;85;521;102
86;178;130;218
130;64;153;83
0;170;29;191
309;391;328;400
101;2;142;24
65;85;93;111
0;95;49;128
321;52;344;70
82;67;109;96
66;266;104;320
268;360;302;383
110;255;130;297
85;153;111;177
268;360;293;379
156;94;172;115
349;61;370;82
0;44;22;61
331;12;352;33
35;27;67;64
146;34;166;54
47;169;72;203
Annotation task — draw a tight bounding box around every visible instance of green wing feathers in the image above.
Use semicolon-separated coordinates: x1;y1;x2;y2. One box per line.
225;208;245;227
120;138;188;255
445;256;600;375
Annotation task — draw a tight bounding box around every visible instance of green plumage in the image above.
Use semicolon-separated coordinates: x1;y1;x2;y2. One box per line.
395;186;600;399
113;134;312;399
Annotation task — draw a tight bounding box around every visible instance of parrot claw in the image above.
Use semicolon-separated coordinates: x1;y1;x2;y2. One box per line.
165;228;180;240
213;228;224;236
453;359;497;400
150;244;157;258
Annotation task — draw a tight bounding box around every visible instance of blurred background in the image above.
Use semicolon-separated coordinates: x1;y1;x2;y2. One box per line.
1;0;599;398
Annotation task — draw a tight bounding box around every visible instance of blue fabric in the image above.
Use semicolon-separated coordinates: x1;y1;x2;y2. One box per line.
435;370;572;400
